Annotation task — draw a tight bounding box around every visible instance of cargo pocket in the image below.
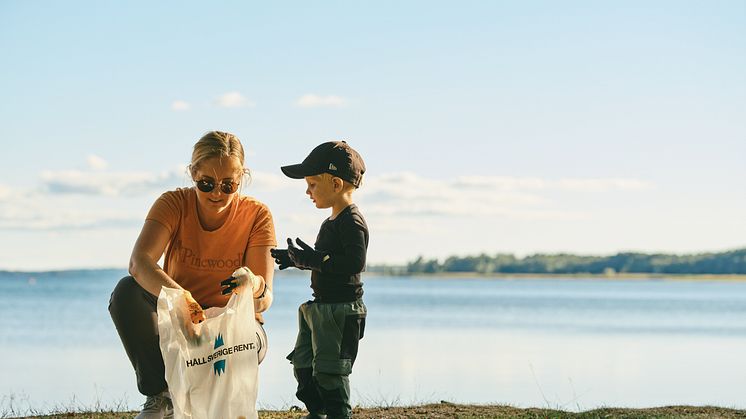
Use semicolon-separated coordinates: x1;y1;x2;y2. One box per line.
340;314;366;365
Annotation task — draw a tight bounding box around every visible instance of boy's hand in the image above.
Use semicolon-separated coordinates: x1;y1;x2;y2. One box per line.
183;291;205;324
220;266;263;295
270;247;295;270
287;237;327;270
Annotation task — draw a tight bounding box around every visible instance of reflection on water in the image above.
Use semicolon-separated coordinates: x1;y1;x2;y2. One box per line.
1;270;745;413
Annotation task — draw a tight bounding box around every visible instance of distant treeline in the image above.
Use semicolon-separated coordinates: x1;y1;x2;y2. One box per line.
368;248;746;275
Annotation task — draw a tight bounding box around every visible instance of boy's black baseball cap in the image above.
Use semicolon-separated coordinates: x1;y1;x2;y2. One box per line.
281;141;366;187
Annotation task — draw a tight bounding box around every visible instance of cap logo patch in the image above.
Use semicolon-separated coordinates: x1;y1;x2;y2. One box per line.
329;163;337;171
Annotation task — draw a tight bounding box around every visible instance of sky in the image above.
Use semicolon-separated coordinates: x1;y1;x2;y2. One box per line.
0;1;744;270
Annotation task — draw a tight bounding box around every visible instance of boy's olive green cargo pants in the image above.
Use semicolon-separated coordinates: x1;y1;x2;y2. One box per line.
287;299;367;419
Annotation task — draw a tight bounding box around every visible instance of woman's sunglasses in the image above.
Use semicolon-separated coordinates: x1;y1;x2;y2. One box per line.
195;178;239;194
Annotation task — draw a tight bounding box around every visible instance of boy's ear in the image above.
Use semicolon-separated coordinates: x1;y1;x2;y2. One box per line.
332;176;344;191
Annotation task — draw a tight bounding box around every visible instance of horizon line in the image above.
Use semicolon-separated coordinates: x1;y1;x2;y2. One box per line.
2;246;743;273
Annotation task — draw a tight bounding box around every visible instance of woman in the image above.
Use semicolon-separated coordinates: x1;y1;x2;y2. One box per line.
109;131;275;419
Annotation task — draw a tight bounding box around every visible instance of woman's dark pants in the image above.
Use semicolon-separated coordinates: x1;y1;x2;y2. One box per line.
109;276;268;397
108;276;168;396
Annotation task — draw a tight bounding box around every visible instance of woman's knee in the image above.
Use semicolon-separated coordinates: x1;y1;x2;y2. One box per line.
109;276;154;318
110;276;136;306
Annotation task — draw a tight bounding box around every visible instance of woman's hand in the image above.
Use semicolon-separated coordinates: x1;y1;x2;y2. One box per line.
183;291;205;324
221;266;264;296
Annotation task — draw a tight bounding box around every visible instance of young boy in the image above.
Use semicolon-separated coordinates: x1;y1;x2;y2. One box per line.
271;141;368;419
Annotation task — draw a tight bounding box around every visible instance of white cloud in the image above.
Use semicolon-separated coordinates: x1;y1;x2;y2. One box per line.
295;94;348;108
0;206;141;231
453;176;653;192
0;167;285;232
0;165;656;268
553;178;652;191
87;154;108;171
216;92;254;108
171;100;191;111
452;176;547;191
0;182;145;231
266;172;653;264
246;171;296;191
355;172;652;219
7;164;741;269
358;173;545;216
0;166;189;232
35;167;290;198
40;166;187;196
0;185;10;201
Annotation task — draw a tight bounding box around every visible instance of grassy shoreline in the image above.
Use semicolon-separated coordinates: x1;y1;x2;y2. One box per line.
19;403;746;418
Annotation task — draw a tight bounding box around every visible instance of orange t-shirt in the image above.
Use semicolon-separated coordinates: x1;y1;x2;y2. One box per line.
146;187;276;309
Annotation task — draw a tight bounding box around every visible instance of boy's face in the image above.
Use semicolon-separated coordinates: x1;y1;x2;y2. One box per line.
304;174;338;209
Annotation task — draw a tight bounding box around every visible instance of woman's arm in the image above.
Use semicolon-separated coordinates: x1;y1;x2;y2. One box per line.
129;219;183;296
245;244;275;313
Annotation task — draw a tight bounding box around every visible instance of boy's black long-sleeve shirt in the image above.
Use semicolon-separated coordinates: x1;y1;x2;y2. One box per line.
311;204;368;302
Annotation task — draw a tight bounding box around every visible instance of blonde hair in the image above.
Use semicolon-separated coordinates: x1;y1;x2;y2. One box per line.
188;131;249;180
314;173;357;192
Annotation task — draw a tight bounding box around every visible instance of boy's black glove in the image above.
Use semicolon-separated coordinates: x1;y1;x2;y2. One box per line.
287;237;327;270
270;247;295;270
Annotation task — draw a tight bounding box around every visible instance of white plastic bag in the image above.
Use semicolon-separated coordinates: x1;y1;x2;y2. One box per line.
157;287;259;419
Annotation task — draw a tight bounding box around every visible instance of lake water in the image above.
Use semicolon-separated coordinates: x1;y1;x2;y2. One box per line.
1;270;745;415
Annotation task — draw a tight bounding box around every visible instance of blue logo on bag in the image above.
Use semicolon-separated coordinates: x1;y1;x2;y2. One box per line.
213;359;226;376
213;334;226;376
